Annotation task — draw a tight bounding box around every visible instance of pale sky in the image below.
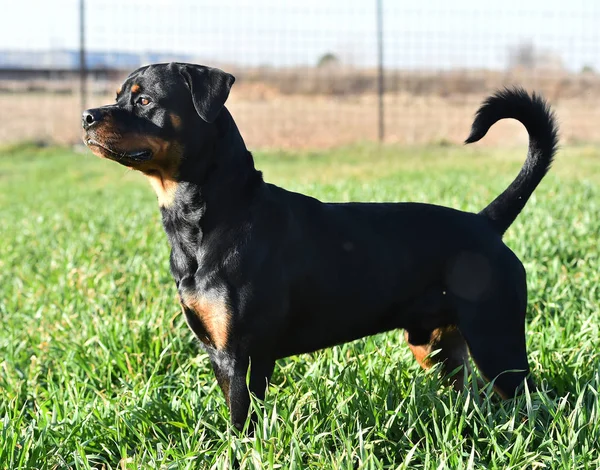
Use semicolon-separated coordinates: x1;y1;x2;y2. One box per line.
1;0;598;70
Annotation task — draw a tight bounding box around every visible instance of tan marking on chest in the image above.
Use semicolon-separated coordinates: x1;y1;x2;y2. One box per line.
406;341;434;369
182;293;231;350
404;328;444;369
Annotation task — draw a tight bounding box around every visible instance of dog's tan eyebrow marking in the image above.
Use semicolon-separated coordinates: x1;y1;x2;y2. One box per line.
131;84;141;93
116;85;122;95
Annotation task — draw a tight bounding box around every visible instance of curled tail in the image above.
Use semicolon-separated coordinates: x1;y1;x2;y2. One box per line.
465;87;559;235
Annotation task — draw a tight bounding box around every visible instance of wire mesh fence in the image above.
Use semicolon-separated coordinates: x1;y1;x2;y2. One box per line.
1;0;599;150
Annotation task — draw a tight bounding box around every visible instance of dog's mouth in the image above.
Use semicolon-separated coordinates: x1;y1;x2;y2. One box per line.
85;139;153;162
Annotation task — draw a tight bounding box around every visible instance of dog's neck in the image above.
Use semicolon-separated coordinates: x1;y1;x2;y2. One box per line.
200;107;263;208
159;109;264;269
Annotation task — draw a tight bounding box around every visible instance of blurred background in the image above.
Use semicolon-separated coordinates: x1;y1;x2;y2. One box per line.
1;0;598;150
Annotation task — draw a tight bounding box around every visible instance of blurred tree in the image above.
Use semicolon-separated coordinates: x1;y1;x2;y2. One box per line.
581;64;595;74
507;41;564;71
317;52;341;68
508;41;537;69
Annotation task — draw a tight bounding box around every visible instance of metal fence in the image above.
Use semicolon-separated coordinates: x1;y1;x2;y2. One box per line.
1;0;599;149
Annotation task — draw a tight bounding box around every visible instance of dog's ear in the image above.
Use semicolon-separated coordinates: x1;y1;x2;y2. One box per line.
177;64;235;123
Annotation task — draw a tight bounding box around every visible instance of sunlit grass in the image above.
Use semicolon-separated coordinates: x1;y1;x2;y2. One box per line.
1;142;599;469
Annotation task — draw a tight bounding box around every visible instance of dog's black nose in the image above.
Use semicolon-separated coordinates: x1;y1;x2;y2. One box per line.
82;109;102;129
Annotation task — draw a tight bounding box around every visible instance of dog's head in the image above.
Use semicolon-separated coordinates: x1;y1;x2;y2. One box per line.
82;63;235;182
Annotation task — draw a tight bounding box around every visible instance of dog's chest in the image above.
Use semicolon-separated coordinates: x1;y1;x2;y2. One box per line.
170;243;232;350
180;289;231;350
161;202;233;350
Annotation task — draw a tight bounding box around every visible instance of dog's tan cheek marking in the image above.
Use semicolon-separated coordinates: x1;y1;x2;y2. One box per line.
84;119;118;160
138;139;181;208
182;293;231;350
169;113;182;130
131;84;141;93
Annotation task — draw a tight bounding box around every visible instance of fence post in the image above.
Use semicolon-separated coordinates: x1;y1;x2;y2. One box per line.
376;0;384;143
79;0;87;112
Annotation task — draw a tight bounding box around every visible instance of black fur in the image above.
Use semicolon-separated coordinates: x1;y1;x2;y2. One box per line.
82;65;558;432
466;87;559;235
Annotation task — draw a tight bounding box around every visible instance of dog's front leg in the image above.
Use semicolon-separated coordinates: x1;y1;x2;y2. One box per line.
214;354;274;432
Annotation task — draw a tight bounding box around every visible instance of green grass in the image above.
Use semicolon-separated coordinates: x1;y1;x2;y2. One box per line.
1;141;599;469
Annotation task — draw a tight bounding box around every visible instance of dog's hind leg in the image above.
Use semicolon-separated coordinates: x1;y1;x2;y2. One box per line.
455;291;533;398
404;326;471;390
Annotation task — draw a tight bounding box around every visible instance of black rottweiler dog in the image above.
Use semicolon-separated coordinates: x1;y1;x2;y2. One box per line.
82;63;558;431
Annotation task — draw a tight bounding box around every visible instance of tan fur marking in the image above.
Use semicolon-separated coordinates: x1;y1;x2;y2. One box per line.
146;174;178;207
405;326;470;391
169;113;182;130
182;293;231;350
405;328;442;370
116;85;122;95
137;138;181;207
83;123;182;206
131;84;141;93
220;380;231;407
407;339;434;369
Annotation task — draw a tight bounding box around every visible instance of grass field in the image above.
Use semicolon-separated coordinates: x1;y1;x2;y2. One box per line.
1;142;599;469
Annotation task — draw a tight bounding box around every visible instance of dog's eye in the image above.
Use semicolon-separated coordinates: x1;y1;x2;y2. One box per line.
137;96;151;106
